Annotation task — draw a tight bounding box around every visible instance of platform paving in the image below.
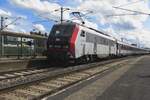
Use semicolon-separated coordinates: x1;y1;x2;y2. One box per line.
47;55;150;100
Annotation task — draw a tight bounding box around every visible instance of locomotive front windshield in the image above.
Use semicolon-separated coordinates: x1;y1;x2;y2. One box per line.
50;24;75;37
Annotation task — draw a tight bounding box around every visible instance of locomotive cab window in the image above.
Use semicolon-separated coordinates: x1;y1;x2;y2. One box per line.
49;24;75;37
80;31;85;37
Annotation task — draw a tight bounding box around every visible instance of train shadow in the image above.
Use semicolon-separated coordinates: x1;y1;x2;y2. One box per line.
26;55;133;69
27;59;72;69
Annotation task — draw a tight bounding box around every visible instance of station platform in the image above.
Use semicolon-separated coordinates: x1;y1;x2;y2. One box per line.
0;56;47;72
48;55;150;100
0;56;46;61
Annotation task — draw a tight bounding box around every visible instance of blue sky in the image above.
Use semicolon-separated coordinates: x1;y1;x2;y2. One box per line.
0;0;150;47
0;0;150;32
0;0;55;32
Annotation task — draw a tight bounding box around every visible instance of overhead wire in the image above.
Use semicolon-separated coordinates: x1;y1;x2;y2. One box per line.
106;0;150;17
113;7;150;16
116;0;143;7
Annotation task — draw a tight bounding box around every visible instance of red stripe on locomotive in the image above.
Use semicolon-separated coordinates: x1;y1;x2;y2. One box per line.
70;25;79;56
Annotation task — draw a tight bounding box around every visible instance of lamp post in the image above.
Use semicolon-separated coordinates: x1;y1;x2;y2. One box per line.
0;16;7;57
0;16;21;57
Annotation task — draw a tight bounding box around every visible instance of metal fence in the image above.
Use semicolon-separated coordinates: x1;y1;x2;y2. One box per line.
0;31;47;59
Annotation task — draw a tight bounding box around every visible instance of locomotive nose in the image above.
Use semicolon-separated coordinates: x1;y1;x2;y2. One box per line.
46;23;76;61
47;37;69;50
47;37;72;61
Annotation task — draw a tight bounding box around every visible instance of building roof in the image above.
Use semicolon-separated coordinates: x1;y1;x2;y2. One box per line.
0;31;47;40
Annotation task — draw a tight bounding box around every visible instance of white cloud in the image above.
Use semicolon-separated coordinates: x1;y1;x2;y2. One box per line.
77;0;149;30
33;24;46;32
2;15;29;34
10;0;150;47
0;9;11;17
5;22;28;33
75;0;150;47
9;0;150;31
17;15;27;20
6;25;28;34
0;8;29;33
128;29;150;48
10;0;63;21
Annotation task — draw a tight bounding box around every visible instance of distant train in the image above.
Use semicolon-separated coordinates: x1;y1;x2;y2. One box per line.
46;22;149;62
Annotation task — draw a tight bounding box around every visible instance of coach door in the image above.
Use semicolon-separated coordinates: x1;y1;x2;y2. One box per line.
116;43;119;55
94;37;97;54
80;30;86;55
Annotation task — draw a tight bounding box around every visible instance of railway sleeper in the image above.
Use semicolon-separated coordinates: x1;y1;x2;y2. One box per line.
56;77;75;83
72;73;90;77
38;81;64;89
41;82;62;88
29;85;50;92
13;72;25;76
66;74;87;79
0;90;34;100
64;75;83;80
48;80;69;85
15;88;42;96
0;76;7;79
4;74;16;77
40;82;59;89
0;93;26;100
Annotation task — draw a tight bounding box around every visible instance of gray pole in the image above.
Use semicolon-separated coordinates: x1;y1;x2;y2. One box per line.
20;37;22;57
61;7;63;24
0;17;4;31
0;17;4;57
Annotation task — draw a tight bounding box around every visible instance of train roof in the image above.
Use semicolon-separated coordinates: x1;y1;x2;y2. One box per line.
117;40;148;51
77;24;116;41
55;22;112;37
117;41;137;47
57;22;116;41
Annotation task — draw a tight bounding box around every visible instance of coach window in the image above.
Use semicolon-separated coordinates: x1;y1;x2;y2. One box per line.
81;30;85;37
102;38;105;45
101;38;103;44
106;39;108;45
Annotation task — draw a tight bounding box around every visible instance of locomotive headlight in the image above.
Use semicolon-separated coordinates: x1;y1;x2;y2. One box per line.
55;45;61;48
67;52;73;58
49;45;52;48
63;45;69;49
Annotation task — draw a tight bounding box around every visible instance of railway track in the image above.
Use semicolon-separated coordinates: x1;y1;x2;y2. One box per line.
0;56;142;100
0;68;58;81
